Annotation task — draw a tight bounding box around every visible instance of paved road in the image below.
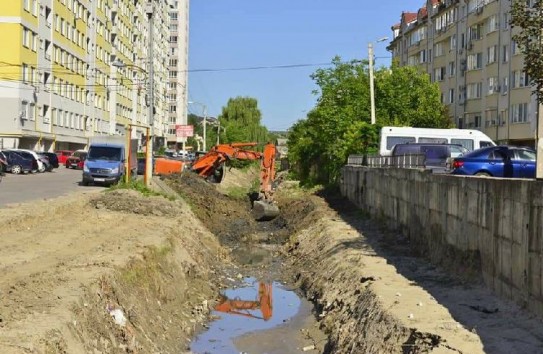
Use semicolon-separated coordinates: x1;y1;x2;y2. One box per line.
0;167;106;207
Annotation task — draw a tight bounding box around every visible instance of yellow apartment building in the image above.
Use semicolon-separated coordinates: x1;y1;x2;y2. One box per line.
0;0;177;152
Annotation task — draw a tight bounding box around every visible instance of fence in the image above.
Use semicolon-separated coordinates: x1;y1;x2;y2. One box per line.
348;154;426;169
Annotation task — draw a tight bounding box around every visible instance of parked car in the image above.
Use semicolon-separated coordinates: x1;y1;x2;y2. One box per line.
10;149;46;172
0;150;35;174
37;152;59;169
451;146;536;178
391;143;469;173
66;150;87;169
55;150;73;166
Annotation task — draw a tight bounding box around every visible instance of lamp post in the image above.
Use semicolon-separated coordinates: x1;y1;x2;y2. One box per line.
369;37;389;125
112;59;152;185
188;101;207;151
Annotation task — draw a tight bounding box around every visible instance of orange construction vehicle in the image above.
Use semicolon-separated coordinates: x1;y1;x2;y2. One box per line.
214;282;273;321
191;142;279;221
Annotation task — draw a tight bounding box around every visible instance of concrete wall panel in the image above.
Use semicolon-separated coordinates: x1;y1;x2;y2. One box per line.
341;166;543;317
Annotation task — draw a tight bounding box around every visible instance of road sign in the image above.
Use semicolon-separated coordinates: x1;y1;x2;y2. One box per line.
176;124;194;138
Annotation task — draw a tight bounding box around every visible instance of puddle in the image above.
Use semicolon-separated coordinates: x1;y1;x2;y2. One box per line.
190;277;302;354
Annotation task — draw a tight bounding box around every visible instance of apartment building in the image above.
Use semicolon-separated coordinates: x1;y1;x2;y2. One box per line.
0;0;172;152
388;0;539;146
166;0;189;149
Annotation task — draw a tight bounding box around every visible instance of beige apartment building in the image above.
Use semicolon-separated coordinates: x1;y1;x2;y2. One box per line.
388;0;540;147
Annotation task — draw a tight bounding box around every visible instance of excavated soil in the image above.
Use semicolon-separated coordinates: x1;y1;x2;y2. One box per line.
2;170;543;354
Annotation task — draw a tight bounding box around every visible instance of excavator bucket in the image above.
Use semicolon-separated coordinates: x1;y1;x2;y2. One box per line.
252;200;280;221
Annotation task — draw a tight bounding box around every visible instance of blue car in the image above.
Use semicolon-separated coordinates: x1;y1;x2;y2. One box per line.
451;146;536;178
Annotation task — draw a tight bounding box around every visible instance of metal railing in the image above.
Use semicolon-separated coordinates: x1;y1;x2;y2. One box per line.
348;154;426;169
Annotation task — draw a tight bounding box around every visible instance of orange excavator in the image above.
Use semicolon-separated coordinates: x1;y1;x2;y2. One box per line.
191;142;279;221
214;282;273;321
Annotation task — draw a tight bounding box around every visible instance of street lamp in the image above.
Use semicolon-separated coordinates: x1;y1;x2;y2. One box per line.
112;59;153;186
188;101;207;151
369;36;389;125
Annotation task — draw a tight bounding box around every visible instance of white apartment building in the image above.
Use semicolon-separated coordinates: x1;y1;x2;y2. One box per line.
166;0;189;149
388;0;540;147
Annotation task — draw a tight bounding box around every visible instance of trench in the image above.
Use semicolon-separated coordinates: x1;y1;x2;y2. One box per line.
162;172;329;353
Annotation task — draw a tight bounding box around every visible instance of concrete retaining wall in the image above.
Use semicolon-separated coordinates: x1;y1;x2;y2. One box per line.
340;166;543;316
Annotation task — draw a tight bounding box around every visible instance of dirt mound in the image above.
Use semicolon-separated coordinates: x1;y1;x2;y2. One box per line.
163;172;292;245
89;189;184;217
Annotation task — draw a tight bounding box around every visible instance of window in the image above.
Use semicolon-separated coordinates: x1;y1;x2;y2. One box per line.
488;77;499;94
449;88;455;103
22;64;29;83
502;76;509;94
467;82;483;99
22;27;30;48
28;103;35;121
487;45;497;64
23;0;30;12
434;67;446;81
511;103;529;123
512;40;520;55
515;149;536;161
474;115;482;128
448;61;456;76
468;23;483;41
488;15;499;33
434;42;444;57
467;53;482;70
512;71;529;88
502;45;509;63
386;136;416;150
502;12;510;30
450;34;457;49
419;50;427;63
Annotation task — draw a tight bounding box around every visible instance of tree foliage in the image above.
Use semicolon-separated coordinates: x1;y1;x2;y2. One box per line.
288;56;450;185
511;0;543;104
218;96;271;145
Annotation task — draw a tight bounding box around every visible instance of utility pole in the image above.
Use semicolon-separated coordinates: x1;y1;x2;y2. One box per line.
145;1;154;186
369;42;376;125
203;105;207;151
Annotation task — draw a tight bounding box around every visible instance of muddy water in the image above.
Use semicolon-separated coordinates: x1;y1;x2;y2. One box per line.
191;245;326;354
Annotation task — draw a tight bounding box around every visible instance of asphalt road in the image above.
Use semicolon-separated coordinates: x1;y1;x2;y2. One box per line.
0;166;106;208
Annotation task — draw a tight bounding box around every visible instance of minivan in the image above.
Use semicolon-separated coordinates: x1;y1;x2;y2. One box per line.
391;143;469;173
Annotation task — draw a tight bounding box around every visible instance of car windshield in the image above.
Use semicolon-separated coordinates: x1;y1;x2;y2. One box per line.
88;147;122;161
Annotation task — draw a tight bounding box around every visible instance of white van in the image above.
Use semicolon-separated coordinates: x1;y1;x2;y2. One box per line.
379;126;496;156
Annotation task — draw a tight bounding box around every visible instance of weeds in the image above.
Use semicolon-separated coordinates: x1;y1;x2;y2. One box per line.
108;179;175;200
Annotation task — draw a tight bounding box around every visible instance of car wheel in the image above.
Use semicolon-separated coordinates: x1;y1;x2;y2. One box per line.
81;180;89;186
475;172;491;177
11;165;22;174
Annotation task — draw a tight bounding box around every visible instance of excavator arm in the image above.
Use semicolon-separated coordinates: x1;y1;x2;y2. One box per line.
190;142;279;221
214;282;273;321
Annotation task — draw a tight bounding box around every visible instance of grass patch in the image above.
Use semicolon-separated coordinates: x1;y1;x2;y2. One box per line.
120;244;173;286
108;179;175;200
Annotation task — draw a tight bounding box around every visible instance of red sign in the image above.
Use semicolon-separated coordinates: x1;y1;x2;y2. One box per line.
176;124;194;138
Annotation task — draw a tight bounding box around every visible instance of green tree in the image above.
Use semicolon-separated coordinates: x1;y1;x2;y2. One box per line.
287;56;449;185
511;0;543;104
218;96;271;145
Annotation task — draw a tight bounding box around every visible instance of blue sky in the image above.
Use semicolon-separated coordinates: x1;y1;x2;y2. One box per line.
188;0;425;131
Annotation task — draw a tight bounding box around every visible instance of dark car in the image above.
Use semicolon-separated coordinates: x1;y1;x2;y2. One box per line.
37;152;59;169
137;157;156;175
66;150;87;169
0;150;35;174
391;143;469;172
451;146;536;178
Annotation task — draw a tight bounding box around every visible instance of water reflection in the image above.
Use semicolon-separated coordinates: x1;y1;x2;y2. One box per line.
190;278;301;354
215;282;273;321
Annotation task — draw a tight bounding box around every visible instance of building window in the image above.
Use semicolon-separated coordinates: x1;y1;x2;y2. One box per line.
467;82;482;99
502;13;510;30
434;67;446;82
28;103;35;121
22;27;30;48
512;40;521;55
450;34;456;49
449;88;455;104
468;23;483;41
448;61;456;76
502;45;509;63
511;103;529;123
434;42;444;57
487;77;499;95
502;76;509;94
467;53;482;70
487;15;499;33
512;71;529;88
487;45;497;64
